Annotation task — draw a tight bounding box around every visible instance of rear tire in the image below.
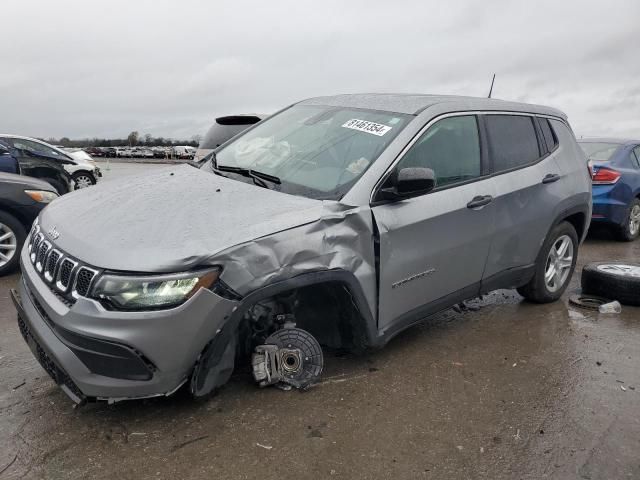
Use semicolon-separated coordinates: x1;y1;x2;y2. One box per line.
0;211;26;276
615;199;640;242
517;221;578;303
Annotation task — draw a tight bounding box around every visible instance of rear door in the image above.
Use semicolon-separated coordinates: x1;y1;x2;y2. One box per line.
372;114;496;332
481;114;563;282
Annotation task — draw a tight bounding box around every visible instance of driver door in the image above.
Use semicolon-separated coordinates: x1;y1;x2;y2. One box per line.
372;115;496;332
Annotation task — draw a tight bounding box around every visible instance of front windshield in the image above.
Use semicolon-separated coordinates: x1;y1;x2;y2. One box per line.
578;142;620;162
212;105;410;200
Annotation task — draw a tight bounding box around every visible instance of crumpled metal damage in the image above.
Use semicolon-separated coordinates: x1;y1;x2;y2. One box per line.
38;165;328;273
214;201;378;320
37;166;377;321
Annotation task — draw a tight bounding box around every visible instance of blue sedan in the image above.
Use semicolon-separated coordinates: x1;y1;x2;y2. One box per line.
579;138;640;241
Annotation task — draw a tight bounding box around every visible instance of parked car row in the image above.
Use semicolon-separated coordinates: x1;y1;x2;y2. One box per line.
84;146;195;159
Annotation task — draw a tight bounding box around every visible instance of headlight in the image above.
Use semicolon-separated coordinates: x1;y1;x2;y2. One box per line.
91;268;221;310
25;190;58;203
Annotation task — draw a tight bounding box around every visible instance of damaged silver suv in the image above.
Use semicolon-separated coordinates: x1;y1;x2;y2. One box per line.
12;94;592;403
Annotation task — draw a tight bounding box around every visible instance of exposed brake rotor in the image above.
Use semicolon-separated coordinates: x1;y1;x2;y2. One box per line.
252;326;323;390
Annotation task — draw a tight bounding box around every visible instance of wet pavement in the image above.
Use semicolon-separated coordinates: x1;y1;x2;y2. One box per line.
0;167;639;479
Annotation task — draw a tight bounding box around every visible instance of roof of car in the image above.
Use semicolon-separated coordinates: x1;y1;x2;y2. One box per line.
577;137;639;145
0;134;39;140
298;93;567;118
0;134;66;149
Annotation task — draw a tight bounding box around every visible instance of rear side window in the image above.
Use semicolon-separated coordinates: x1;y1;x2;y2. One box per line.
631;147;640;168
485;115;540;172
396;115;481;189
579;142;620;162
538;118;558;152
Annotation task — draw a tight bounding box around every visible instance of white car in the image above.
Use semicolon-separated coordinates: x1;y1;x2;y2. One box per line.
172;145;196;159
0;135;101;189
116;148;133;158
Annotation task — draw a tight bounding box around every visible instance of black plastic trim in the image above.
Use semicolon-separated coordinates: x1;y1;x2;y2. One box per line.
11;288;87;404
480;264;536;294
378;282;481;344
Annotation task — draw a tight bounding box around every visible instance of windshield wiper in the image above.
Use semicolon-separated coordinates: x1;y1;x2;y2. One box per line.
249;169;281;185
215;165;281;189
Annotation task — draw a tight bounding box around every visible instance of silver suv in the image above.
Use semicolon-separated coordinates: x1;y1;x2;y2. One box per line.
12;94;592;403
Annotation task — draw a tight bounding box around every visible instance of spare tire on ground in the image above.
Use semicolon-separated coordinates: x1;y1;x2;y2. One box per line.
581;262;640;306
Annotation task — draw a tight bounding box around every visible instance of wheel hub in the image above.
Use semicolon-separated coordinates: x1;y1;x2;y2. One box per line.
0;222;17;268
252;326;323;389
544;234;574;293
74;176;93;189
629;205;640;236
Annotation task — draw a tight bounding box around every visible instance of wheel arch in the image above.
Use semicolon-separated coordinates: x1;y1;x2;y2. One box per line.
552;204;590;243
231;269;378;349
0;205;30;230
189;269;377;398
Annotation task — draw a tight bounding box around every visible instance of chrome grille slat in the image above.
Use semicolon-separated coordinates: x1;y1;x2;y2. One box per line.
30;233;44;262
44;249;61;282
72;267;98;298
57;258;77;292
36;241;51;272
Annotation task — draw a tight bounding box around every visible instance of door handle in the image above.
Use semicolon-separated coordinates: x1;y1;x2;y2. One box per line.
542;173;561;184
466;195;493;209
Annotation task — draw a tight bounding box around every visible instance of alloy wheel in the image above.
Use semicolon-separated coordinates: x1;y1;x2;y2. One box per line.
0;222;17;267
74;175;94;189
629;204;640;237
544;234;574;292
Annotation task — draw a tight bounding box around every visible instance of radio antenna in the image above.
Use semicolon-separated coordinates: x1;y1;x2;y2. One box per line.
488;73;496;98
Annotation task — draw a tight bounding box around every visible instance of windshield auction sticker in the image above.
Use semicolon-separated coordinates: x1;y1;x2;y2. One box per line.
342;119;392;136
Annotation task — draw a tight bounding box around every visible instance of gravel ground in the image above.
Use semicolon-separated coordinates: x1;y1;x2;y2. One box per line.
0;163;638;479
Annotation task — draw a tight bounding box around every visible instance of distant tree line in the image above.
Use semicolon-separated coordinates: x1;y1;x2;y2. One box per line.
43;131;202;148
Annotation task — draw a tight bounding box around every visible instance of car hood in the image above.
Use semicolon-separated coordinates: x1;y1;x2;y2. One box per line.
38;165;327;272
67;151;96;166
0;171;57;191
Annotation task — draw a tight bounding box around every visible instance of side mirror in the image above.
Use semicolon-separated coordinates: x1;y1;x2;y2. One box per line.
379;167;436;201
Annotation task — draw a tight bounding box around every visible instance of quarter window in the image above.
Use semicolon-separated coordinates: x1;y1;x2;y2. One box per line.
631;147;640;169
395;115;481;189
538;118;558;152
486;115;541;172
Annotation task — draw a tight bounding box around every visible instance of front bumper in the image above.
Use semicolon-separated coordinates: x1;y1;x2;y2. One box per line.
14;246;238;402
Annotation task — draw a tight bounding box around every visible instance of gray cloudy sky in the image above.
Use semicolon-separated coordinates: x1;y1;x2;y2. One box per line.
2;0;639;140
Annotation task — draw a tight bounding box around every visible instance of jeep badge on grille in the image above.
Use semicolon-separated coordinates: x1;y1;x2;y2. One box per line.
48;226;60;240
